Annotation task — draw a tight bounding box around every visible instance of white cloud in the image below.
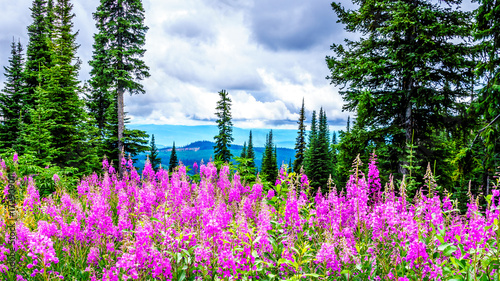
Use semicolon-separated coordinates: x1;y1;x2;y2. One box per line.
1;0;350;130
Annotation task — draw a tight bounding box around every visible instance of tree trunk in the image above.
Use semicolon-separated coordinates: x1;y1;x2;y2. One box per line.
117;86;124;177
399;15;416;176
117;2;124;177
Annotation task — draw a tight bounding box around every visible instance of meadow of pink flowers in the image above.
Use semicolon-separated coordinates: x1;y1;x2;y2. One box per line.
0;153;499;280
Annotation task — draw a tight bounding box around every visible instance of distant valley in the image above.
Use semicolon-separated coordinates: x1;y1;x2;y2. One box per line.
127;124;299;149
135;140;296;172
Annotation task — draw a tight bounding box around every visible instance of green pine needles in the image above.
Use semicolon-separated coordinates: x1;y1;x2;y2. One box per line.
214;89;234;164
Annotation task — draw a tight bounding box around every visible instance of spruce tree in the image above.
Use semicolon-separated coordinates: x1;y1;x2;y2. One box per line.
246;130;256;174
0;40;24;151
46;0;86;167
273;145;278;171
469;0;500;194
327;0;474;177
23;0;53;127
305;109;332;193
261;130;278;182
331;131;339;185
293;98;307;173
304;110;317;175
213;89;234;163
22;79;58;165
169;142;178;172
317;109;333;190
149;134;161;171
240;141;247;158
88;0;150;176
19;0;93;171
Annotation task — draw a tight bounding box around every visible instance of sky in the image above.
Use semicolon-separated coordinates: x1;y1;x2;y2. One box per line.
0;0;477;131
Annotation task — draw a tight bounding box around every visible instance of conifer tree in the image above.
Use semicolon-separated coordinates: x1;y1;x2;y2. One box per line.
169;142;178;172
304;110;317;174
305;109;332;193
327;0;474;177
246;130;256;173
149;134;161;171
274;145;278;171
293;98;307;173
261;130;278;182
23;0;53;126
240;141;247;158
0;40;24;151
20;0;93;170
46;0;86;167
88;0;150;176
469;0;500;194
214;89;234;163
331;131;339;184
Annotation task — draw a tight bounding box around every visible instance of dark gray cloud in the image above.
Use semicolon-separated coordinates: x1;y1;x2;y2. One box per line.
248;0;339;51
164;17;216;44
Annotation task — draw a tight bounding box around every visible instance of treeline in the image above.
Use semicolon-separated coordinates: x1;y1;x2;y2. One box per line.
0;0;150;177
209;91;339;192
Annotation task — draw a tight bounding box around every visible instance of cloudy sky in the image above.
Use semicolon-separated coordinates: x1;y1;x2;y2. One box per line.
0;0;477;131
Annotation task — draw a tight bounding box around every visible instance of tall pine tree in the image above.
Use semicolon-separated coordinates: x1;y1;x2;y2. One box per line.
240;141;247;158
261;130;278;182
246;130;256;174
468;0;500;194
22;0;93;171
88;0;150;175
293;98;307;173
22;0;53;129
304;110;317;175
0;40;24;151
305;108;332;193
149;134;161;171
169;142;178;172
47;0;87;167
327;0;475;178
213;89;234;163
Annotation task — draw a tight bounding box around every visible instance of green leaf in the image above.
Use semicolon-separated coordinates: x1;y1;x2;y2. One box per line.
178;271;186;281
252;250;259;258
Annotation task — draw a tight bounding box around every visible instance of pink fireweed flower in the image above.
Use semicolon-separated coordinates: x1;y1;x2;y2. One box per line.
102;157;109;170
284;191;302;231
52;174;60;183
315;243;341;274
142;160;155;181
275;178;282;186
251;183;263;201
368;153;382;204
0;246;9;273
121;155;127;167
87;247;100;266
279;166;286;180
27;232;59;268
405;240;428;268
267;189;275;200
13;152;18;164
300;174;309;189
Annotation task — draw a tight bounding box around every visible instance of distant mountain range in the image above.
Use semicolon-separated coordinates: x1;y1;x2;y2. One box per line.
135;140;296;173
127;124;299;149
